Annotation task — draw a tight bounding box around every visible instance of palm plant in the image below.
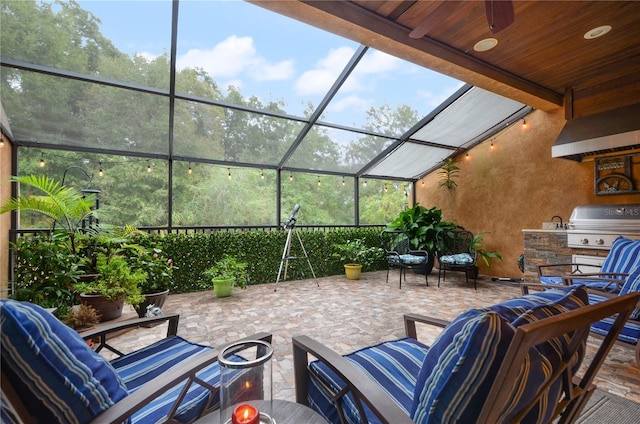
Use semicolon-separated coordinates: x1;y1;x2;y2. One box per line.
0;175;97;256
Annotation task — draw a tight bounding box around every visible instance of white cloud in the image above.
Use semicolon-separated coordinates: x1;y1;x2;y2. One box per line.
417;82;465;108
327;95;372;113
355;50;402;75
135;51;158;62
295;46;355;95
176;35;294;81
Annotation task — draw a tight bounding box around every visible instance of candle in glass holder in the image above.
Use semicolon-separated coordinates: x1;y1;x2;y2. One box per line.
232;404;259;424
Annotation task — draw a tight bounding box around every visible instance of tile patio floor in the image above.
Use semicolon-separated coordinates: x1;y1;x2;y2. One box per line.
105;270;640;404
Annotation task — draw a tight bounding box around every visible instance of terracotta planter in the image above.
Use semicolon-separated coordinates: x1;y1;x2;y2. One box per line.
344;264;362;280
213;277;234;298
79;293;124;322
134;289;170;318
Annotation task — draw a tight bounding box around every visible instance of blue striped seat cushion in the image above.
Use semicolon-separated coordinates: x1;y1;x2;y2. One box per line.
589;293;640;344
307;337;429;424
0;300;128;424
111;335;235;424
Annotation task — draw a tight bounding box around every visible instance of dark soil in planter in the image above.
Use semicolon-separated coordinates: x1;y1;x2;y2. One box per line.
411;256;435;275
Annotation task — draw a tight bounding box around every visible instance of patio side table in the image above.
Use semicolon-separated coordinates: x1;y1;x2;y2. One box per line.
194;399;328;424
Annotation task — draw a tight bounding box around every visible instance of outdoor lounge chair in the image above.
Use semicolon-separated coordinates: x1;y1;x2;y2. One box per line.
292;286;640;424
537;236;640;365
0;299;272;423
380;229;429;289
537;236;640;290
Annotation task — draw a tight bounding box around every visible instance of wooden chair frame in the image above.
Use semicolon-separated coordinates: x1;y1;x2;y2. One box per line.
2;313;272;424
293;291;640;424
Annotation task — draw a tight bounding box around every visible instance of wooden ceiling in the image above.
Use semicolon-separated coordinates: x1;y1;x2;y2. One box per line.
251;1;640;119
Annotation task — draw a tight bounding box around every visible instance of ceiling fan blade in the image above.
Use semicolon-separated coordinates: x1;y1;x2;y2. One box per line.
485;0;514;34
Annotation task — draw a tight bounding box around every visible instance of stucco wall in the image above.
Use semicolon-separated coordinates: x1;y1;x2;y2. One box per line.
415;108;640;279
1;133;11;297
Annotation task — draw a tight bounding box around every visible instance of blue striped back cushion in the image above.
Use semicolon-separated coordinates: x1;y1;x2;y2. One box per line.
411;286;588;424
0;300;128;424
110;336;243;424
307;337;429;424
619;266;640;319
508;287;588;423
411;310;528;423
601;237;640;276
589;293;640;344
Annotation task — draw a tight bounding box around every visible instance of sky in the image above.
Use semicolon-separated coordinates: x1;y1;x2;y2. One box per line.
76;0;464;134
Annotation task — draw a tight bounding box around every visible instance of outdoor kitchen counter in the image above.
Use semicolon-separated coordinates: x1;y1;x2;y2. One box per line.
521;229;609;284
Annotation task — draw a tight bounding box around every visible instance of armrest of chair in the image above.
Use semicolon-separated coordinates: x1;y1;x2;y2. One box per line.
404;313;449;339
81;313;180;357
562;275;625;292
408;249;428;256
90;331;272;424
537;263;599;277
292;335;412;424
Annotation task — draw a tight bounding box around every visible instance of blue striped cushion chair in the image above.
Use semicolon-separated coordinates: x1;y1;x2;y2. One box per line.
0;300;235;424
306;287;588;424
411;286;588;424
1;299;129;423
540;237;640;289
307;338;429;424
619;266;640;319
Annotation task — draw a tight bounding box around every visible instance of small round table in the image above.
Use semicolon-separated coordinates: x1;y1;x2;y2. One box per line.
194;400;328;424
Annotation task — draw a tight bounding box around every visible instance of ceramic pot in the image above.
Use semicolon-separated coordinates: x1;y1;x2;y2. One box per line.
134;289;170;318
213;277;234;298
79;293;124;322
344;263;362;280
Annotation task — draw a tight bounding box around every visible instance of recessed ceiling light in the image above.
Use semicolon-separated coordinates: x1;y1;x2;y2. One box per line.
584;25;612;39
473;38;498;52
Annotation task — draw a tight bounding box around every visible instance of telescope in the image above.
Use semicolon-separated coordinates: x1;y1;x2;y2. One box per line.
283;204;300;229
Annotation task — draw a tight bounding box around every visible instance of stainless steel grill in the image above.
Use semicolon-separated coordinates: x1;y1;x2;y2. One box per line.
567;204;640;249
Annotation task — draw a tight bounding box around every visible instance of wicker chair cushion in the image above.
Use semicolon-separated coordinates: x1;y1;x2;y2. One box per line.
0;300;128;424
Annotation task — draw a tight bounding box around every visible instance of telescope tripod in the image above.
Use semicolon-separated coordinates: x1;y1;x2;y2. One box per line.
274;225;319;292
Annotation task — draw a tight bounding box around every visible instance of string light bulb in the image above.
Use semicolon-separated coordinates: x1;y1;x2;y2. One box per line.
147;161;152;173
0;139;4;147
227;168;231;180
465;152;470;159
363;180;368;187
188;163;192;174
317;177;321;186
522;118;528;129
260;170;264;180
421;179;425;187
289;173;293;182
384;184;388;192
490;140;494;150
342;177;346;186
39;153;45;168
98;161;103;177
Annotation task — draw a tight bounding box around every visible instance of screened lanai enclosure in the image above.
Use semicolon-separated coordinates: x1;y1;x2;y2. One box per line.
0;0;531;229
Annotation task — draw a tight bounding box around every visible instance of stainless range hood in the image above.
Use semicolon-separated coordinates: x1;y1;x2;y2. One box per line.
552;104;640;161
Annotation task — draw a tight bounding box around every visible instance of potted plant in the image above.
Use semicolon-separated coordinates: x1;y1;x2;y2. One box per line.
386;204;456;274
332;238;384;280
131;246;175;318
73;253;146;321
61;303;101;332
203;255;249;298
469;232;502;278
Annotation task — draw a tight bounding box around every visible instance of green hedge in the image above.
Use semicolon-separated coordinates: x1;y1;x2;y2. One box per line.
141;227;386;293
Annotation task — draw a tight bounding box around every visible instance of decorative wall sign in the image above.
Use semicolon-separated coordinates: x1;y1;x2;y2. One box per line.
594;153;639;195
